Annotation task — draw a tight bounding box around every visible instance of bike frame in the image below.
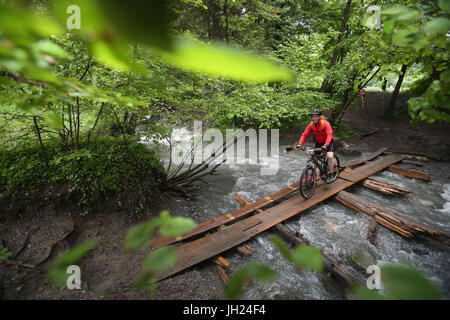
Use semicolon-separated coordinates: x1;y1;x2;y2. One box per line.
306;149;328;177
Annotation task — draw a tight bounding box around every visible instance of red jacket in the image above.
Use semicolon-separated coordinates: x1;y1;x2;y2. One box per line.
298;119;333;146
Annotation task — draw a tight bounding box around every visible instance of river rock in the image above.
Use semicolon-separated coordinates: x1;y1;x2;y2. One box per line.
337;145;362;156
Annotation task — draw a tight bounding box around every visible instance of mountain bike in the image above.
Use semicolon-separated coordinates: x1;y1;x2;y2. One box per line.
296;146;340;199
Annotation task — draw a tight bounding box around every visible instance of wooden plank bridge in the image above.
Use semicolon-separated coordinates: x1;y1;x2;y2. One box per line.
151;147;450;282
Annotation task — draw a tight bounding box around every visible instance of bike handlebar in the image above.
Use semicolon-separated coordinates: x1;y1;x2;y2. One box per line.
297;146;325;152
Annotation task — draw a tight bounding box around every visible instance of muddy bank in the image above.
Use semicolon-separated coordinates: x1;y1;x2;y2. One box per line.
0;192;223;300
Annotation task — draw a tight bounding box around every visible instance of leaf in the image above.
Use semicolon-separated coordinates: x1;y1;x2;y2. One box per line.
224;262;275;299
44;110;63;130
35;40;72;59
158;39;291;82
224;269;245;299
47;237;99;287
269;235;292;261
97;0;172;51
244;262;276;281
381;7;421;23
381;264;443;299
159;216;197;237
424;17;450;34
383;19;396;35
391;27;417;47
143;246;177;273
291;244;323;272
124;219;159;251
0;247;12;260
438;0;450;13
91;40;135;72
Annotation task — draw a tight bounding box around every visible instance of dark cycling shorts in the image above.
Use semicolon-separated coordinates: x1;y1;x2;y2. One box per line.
314;139;334;155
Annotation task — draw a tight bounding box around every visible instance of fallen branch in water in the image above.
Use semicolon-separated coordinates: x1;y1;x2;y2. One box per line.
335;190;450;246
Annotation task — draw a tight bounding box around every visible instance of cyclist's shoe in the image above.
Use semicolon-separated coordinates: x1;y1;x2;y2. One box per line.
326;170;335;183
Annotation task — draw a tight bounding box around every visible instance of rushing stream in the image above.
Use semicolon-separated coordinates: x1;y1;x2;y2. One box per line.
139;126;450;300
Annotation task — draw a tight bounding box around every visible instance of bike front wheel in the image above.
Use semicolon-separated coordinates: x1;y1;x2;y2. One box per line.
299;165;317;199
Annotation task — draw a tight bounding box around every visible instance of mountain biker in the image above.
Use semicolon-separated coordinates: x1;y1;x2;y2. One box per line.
296;109;336;178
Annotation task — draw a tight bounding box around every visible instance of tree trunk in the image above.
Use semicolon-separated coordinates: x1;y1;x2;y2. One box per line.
384;64;407;117
207;0;221;40
224;0;229;44
320;0;352;93
381;77;387;91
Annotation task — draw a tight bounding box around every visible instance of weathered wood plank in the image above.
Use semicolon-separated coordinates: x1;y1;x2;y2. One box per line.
150;183;298;248
385;151;430;162
387;165;431;181
155;154;405;281
339;146;389;168
237;194;362;286
361;177;411;197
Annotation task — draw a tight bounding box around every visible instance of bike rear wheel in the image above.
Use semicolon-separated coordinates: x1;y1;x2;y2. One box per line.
299;165;317;199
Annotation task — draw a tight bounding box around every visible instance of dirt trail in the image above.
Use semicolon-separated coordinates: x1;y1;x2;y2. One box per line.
342;92;450;159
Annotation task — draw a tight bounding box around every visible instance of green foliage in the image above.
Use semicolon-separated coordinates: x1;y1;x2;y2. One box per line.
269;235;323;272
124;219;161;252
158;210;197;237
408;69;450;124
361;2;450;123
159;39;291;82
0;137;165;213
124;210;197;252
224;262;276;299
225;235;323;299
124;210;197;298
0;247;13;260
354;264;443;300
143;246;178;273
290;245;324;272
335;122;359;140
46;237;100;288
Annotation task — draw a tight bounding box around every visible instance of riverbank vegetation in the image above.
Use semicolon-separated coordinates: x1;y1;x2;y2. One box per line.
1;0;449;209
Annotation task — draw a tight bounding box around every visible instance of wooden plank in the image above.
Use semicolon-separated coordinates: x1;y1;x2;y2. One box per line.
151;147;391;249
385;151;430;162
339;146;389;168
155;154;404;281
361;177;411;197
237;194;361;286
150;183;299;248
387;165;431;181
